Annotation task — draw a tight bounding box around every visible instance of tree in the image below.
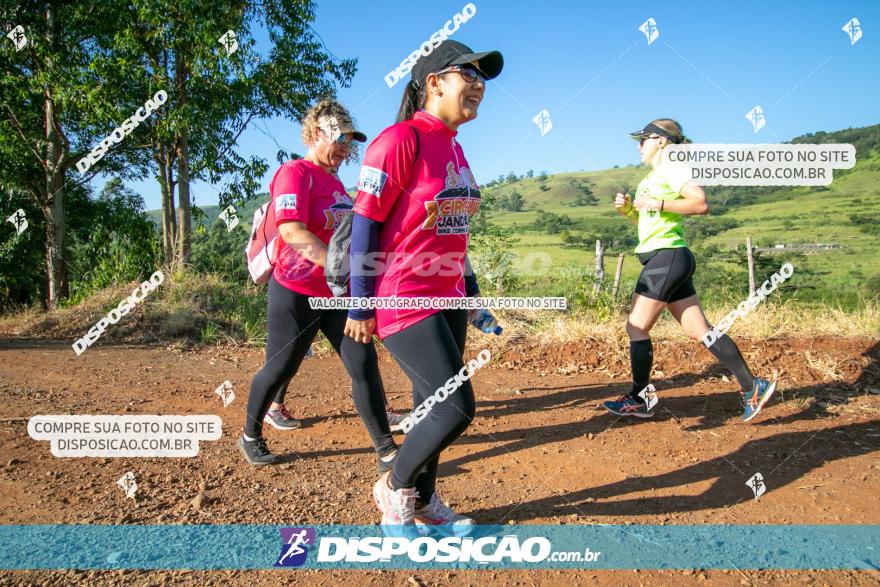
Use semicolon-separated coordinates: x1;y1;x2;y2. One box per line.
506;171;517;183
508;190;524;211
534;210;575;234
93;0;356;267
0;1;126;308
66;178;160;304
2;1;355;309
1;187;45;310
525;169;534;178
190;212;250;282
573;182;597;206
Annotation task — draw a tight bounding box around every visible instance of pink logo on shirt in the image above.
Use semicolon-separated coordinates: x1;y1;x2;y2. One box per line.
423;164;480;235
323;190;353;230
444;162;477;190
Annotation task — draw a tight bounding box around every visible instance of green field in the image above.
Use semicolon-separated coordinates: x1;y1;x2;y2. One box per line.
146;124;880;309
478;127;880;307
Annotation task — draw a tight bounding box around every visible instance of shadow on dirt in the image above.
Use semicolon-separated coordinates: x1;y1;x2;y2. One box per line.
466;419;879;521
454;341;880;521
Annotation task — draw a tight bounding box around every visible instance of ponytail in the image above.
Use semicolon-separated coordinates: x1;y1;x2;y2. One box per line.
396;79;426;124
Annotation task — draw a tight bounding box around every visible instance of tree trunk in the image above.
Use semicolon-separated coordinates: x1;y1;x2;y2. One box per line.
156;144;176;264
42;6;67;309
176;131;191;267
42;181;66;309
174;55;191;268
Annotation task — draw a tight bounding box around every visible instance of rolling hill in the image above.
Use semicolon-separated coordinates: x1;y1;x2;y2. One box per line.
144;123;880;307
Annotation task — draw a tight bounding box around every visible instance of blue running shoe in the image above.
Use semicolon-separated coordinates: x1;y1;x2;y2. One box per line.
742;378;777;422
603;394;654;418
263;404;302;430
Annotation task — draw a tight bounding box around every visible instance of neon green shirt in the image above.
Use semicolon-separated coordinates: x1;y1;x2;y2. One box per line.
633;162;692;253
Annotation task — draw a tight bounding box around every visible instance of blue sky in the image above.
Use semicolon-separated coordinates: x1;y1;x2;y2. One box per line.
121;0;878;211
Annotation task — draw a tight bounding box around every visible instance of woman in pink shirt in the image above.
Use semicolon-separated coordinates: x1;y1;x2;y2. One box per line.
346;40;503;534
240;99;399;471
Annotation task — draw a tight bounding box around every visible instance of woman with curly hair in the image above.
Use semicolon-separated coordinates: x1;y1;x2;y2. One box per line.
240;98;399;472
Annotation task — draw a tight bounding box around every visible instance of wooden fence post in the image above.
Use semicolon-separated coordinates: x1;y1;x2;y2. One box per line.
611;253;625;298
593;239;605;295
746;235;756;296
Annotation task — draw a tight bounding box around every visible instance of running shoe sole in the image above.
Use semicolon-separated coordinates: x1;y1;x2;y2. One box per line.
413;520;475;538
742;380;778;423
263;415;302;431
603;402;654;418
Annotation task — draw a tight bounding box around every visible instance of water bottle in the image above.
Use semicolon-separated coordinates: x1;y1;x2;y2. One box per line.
470;309;503;335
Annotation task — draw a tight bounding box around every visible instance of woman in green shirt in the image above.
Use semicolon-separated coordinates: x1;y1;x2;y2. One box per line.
604;118;776;422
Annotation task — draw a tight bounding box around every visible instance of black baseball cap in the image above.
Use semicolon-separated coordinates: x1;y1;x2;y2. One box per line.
629;122;682;144
411;40;503;88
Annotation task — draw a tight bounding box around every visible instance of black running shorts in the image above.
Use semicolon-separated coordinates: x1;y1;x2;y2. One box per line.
634;247;697;303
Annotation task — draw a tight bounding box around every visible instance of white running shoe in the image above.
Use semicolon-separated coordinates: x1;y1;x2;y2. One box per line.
372;471;417;529
414;492;475;537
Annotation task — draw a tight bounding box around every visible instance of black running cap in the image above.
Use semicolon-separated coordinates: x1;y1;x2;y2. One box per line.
411;40;503;88
629;122;682;144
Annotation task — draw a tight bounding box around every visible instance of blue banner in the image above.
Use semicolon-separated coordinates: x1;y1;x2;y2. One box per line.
1;524;877;570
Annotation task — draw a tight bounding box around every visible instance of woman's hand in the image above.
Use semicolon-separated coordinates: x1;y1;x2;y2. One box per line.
344;317;376;344
614;192;633;213
633;193;661;213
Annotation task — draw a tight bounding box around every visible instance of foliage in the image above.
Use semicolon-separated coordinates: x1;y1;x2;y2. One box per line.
533;211;575;234
66;179;161;305
190;215;250;283
470;223;521;296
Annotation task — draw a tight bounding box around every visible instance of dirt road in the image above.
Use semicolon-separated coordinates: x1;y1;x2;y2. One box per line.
1;335;878;585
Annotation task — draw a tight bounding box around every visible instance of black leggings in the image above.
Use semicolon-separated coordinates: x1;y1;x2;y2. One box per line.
382;310;475;500
245;275;394;455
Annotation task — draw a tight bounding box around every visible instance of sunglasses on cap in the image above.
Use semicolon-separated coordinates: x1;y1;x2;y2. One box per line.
435;65;485;84
639;135;663;146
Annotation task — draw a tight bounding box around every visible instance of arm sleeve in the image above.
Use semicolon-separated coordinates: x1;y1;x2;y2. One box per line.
272;162;312;225
464;254;480;297
353;124;418;222
348;212;380;320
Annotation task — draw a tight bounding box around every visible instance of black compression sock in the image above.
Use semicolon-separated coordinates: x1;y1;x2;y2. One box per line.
629;339;653;401
706;333;755;391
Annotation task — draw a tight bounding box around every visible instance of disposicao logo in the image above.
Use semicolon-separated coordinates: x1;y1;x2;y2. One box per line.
274;527;316;567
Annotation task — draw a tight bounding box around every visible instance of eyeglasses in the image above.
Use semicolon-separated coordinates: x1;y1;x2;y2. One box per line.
436;65;484;84
322;129;353;146
639;135;663;146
